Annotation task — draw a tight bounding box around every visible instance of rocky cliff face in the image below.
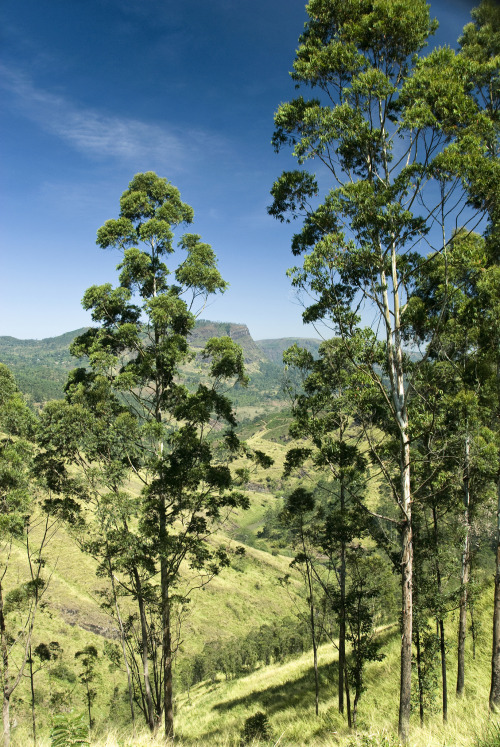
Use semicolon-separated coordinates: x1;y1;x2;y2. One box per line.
190;320;267;365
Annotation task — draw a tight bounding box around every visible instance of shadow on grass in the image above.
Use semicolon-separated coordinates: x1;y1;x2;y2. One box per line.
177;627;398;745
212;626;396;718
212;658;337;716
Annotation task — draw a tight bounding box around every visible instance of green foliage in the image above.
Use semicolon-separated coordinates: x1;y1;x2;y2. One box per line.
38;172;263;736
0;436;33;537
241;711;271;744
270;0;498;737
50;713;90;746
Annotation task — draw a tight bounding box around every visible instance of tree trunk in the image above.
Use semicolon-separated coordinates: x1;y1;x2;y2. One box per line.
339;478;346;716
398;435;413;744
489;475;500;711
305;557;319;716
109;559;136;733
160;496;174;739
381;235;413;743
162;581;174;739
29;647;36;744
457;433;471;697
2;694;10;747
312;618;319;717
439;617;448;722
339;539;346;717
352;688;360;729
133;569;155;731
432;506;448;722
0;534;44;747
415;623;424;726
344;661;352;729
86;681;92;731
1;579;10;747
470;602;477;661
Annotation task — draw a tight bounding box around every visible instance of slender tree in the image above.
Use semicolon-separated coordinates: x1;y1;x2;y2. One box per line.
75;646;99;731
453;0;500;712
408;230;498;703
281;487;322;716
27;642;60;744
283;338;372;718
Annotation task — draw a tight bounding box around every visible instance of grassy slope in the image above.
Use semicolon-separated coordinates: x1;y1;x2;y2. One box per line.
172;593;495;747
4;420;309;741
12;588;496;746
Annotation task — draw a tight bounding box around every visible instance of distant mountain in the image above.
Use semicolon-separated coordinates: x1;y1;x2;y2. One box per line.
0;328;89;361
1;323;314;406
255;337;321;364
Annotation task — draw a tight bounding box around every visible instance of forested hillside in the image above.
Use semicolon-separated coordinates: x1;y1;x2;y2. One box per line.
0;321;300;411
255;338;321;364
0;329;89;403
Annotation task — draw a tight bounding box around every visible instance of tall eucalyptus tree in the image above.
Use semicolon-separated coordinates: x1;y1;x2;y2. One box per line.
49;172;251;739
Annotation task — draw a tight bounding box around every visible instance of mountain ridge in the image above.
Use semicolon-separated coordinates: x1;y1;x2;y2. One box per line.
0;323;320;405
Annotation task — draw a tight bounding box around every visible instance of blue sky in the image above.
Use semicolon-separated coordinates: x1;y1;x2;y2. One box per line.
1;0;478;341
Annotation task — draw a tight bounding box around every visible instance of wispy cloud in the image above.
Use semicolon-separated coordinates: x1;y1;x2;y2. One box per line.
0;66;229;171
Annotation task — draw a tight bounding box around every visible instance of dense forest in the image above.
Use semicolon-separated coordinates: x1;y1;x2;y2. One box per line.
1;1;499;746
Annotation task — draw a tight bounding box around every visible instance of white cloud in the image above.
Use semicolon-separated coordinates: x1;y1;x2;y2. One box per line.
0;65;229;171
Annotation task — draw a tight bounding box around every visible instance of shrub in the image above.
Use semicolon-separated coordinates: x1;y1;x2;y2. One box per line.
50;712;89;746
241;711;271;744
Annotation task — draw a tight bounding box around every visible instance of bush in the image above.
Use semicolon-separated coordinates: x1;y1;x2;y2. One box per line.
50;712;89;746
241;711;271;744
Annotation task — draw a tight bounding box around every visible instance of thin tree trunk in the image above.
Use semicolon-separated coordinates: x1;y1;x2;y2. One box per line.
86;681;92;731
339;476;346;716
339;538;346;717
488;355;500;710
398;435;413;744
162;581;174;739
432;506;448;722
380;231;413;743
160;496;174;739
470;603;477;661
133;569;155;731
29;647;36;745
352;689;360;729
108;559;136;733
1;578;10;747
305;557;319;716
415;623;424;726
489;475;500;711
439;618;448;722
457;433;471;696
2;695;10;747
344;661;352;729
